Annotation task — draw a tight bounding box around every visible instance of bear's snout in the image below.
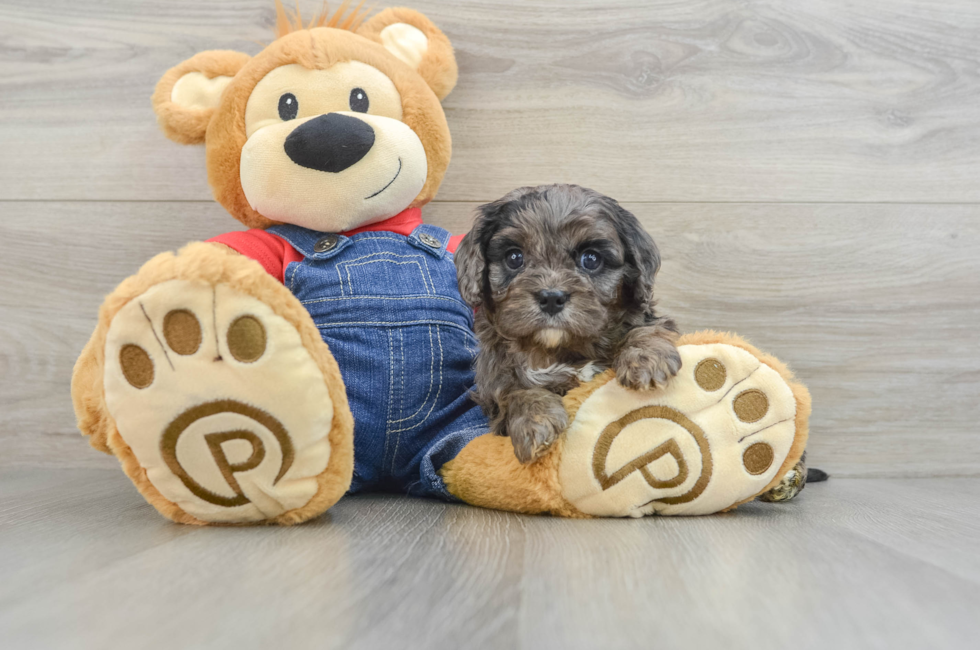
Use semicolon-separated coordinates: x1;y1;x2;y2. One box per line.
284;113;375;173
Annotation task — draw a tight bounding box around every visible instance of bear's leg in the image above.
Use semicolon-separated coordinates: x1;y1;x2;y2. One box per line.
72;243;354;525
441;331;810;517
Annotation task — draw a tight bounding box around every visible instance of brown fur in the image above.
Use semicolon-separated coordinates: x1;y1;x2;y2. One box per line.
71;242;355;526
151;50;252;145
454;184;680;463
273;0;372;38
152;7;457;229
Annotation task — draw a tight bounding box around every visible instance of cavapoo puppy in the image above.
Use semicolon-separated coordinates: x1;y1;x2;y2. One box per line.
455;184;681;463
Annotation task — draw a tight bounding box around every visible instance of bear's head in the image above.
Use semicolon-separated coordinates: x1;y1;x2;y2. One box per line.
152;3;457;232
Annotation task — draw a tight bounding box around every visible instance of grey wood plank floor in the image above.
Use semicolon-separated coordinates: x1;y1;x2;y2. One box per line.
1;469;978;650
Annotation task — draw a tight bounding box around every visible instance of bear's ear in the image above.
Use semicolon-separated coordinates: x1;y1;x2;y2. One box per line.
358;8;458;101
152;50;252;145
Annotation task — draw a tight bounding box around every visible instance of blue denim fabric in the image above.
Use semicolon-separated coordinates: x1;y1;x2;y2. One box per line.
267;223;488;499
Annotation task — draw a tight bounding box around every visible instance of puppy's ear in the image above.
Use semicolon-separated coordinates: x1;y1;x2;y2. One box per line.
358;8;458;100
152;50;251;145
454;229;484;307
605;200;661;308
455;199;511;308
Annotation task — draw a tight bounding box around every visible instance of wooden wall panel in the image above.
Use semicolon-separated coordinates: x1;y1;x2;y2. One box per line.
0;0;978;202
2;201;977;476
1;0;978;474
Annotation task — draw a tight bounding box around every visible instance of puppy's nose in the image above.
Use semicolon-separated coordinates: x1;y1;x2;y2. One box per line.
536;289;569;316
284;113;375;173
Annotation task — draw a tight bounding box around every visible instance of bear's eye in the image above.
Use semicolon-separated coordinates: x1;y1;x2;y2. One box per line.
579;250;602;272
349;88;369;113
278;93;298;121
504;249;524;270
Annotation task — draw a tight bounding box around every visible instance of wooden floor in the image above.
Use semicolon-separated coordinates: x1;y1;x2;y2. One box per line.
1;469;978;650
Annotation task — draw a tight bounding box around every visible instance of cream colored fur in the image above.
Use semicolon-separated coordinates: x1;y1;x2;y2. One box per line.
442;331;811;517
72;243;355;525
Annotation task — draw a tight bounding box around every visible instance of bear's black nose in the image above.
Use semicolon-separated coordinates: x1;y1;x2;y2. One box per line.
284;113;375;173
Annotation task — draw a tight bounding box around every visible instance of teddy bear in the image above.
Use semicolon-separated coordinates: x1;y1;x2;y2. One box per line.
71;3;811;525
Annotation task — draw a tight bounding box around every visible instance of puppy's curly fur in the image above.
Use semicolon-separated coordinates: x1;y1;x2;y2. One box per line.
455;184;681;463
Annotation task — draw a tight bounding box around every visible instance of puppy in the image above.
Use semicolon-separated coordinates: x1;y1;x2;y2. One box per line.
455;184;681;463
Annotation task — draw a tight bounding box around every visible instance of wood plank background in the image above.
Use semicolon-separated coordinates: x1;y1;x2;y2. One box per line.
1;0;978;476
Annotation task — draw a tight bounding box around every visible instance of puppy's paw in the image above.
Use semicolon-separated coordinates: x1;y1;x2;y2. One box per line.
505;390;569;464
615;338;682;391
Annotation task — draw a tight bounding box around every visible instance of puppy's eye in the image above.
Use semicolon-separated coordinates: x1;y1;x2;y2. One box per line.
349;88;369;113
278;93;298;121
504;249;524;270
579;250;602;271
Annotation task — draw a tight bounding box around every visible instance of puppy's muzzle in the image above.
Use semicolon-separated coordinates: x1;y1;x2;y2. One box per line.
284;113;375;173
536;289;569;316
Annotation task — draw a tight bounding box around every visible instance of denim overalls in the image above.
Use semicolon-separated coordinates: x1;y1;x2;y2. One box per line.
267;223;488;498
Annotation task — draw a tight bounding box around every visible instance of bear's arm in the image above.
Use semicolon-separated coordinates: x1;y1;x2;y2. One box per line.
447;234;464;254
207;230;304;284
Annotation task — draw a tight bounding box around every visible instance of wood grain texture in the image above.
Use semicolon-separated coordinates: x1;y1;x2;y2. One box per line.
1;0;979;202
1;469;979;650
2;201;977;476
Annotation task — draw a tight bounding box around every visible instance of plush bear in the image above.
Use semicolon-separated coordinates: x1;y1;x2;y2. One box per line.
71;4;811;525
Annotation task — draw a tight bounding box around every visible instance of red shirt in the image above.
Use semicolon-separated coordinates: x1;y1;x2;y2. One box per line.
209;207;464;284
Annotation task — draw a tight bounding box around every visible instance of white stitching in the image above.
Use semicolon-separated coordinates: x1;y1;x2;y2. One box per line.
349;236;404;243
301;295;469;308
336;264;346;297
340;252;436;294
390;325;444;433
315;319;474;335
399;329;406;419
288;261;301;293
384;329;395;469
345;259;430;295
388;325;437;424
389;329;408;463
333;251;390;297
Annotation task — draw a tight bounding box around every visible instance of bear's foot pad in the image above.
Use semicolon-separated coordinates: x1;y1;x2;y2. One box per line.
559;343;799;516
104;279;335;523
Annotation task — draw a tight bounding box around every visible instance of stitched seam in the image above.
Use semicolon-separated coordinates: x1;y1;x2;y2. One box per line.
340;251;428;262
399;329;406;421
347;252;436;294
388;324;437;424
384;329;395;472
390;325;444;433
738;417;794;443
417;255;436;293
345;259;429;295
343;251;435;290
336;251;436;295
349;236;404;243
300;295;469;308
336;263;346;297
390;329;407;467
314;320;474;335
334;251;393;297
288;261;302;293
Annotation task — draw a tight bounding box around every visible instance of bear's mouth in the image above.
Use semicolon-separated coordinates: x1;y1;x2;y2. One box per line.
364;157;402;200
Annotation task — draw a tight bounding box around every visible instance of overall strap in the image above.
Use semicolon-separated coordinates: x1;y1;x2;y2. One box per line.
266;224;352;261
406;224;452;260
